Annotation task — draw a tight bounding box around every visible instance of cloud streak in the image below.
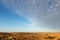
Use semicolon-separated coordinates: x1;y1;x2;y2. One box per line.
1;0;60;32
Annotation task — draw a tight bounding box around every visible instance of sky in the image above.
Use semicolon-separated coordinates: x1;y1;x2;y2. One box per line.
0;0;60;32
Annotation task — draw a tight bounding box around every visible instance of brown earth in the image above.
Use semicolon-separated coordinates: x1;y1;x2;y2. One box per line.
0;32;60;40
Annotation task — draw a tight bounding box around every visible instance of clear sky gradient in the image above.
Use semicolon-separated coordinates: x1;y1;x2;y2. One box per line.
0;0;60;32
0;2;31;32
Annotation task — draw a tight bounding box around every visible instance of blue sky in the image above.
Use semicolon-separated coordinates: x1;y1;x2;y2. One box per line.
0;0;60;32
0;3;31;32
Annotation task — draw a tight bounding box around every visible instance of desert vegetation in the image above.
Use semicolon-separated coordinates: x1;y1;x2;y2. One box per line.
0;32;60;40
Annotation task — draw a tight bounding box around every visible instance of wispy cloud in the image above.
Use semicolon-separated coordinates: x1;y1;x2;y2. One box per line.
1;0;60;32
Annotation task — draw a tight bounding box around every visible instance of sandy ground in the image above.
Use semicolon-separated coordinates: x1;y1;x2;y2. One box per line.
0;32;60;40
